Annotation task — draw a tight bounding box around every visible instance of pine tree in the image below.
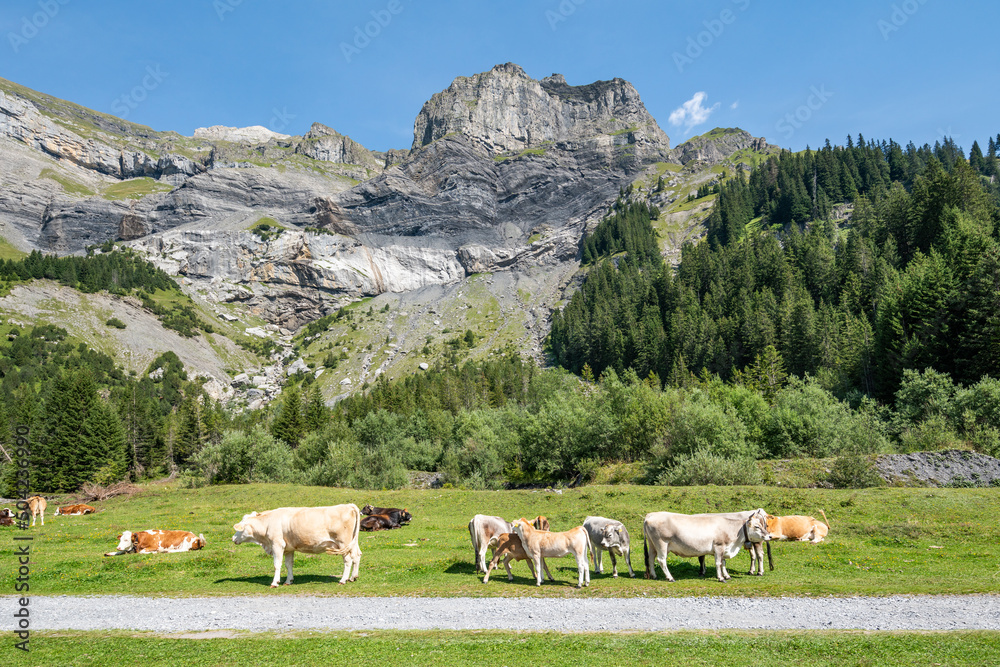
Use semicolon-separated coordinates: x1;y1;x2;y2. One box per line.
304;383;329;432
271;386;305;447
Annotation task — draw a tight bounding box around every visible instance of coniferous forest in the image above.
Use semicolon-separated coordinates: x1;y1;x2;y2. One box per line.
4;134;1000;493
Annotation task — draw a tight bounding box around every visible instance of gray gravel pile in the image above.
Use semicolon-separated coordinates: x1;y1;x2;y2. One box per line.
875;450;1000;486
24;595;1000;632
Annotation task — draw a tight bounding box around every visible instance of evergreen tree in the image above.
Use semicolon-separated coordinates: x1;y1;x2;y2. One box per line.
271;386;305;447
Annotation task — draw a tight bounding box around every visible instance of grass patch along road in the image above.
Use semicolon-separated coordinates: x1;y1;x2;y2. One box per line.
17;630;1000;666
7;483;999;598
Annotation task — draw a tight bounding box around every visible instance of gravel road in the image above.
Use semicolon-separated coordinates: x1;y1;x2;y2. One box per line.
20;595;1000;632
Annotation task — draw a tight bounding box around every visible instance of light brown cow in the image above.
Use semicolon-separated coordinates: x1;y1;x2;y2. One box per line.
27;496;46;526
469;515;548;573
55;504;96;516
104;530;206;556
232;505;362;587
482;532;555;584
511;517;590;588
766;510;830;543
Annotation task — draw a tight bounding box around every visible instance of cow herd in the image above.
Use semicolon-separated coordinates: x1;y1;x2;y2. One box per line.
6;493;831;590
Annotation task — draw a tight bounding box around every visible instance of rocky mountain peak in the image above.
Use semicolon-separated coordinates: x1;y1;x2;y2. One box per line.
411;63;670;156
193;125;290;144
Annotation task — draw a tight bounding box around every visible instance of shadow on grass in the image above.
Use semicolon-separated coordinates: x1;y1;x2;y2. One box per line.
444;562;478;575
213;574;349;588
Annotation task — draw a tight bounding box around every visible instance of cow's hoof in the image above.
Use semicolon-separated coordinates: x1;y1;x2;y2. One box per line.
270;584;279;588
612;573;618;578
284;582;292;586
629;573;636;578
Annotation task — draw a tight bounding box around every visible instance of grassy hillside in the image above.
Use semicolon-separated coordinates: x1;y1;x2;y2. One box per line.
8;483;998;597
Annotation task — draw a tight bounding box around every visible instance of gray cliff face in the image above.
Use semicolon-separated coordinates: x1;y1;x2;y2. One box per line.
412;63;670;159
669;128;772;166
0;65;674;328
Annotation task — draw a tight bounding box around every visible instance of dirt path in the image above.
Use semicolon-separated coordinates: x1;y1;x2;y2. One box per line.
22;595;1000;632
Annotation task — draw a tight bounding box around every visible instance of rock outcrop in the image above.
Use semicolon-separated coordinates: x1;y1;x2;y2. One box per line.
669;128;773;166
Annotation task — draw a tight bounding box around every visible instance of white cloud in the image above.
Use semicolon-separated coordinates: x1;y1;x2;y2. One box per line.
668;92;720;132
730;100;739;110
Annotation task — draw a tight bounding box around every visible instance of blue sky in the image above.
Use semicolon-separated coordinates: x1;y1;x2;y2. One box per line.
2;1;996;153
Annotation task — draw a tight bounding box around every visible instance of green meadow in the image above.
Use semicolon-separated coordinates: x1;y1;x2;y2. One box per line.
4;483;998;597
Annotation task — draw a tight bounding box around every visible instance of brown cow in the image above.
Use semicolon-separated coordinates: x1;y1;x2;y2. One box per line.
361;505;412;525
55;504;96;516
104;530;206;556
511;517;590;588
482;532;555;584
765;510;830;543
27;495;46;526
360;514;401;531
0;508;14;526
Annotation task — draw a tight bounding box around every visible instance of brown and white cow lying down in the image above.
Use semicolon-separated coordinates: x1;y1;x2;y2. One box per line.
0;508;14;526
482;532;556;584
232;504;362;587
643;509;770;582
104;530;206;556
512;517;590;588
766;510;829;543
469;515;549;573
55;504;96;516
28;495;46;526
360;514;402;531
361;505;412;525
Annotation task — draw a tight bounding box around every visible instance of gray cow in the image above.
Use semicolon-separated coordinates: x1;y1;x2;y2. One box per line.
583;515;635;578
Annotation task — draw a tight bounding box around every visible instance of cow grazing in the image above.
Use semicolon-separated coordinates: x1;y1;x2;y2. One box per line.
512;517;590;588
482;532;555;584
27;496;46;526
361;505;412;525
643;509;770;582
104;530;206;556
360;513;401;532
55;504;96;516
766;510;830;543
0;508;13;526
583;516;635;578
232;504;362;587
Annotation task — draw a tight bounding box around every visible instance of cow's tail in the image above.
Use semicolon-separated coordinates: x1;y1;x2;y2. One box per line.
766;540;773;571
642;525;651;579
351;503;362;556
819;509;830;529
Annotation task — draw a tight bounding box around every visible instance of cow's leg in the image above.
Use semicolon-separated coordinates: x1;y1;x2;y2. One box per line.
609;549;619;578
533;556;544;586
590;540;602;574
623;547;635;578
282;551;295;586
577;551;589;588
338;549;356;585
698;555;707;577
350;544;362;582
656;550;674;582
505;554;519;582
714;546;730;582
540;558;555;582
269;550;286;587
483;554;501;583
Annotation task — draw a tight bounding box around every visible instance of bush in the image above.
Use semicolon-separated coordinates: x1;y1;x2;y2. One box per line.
828;453;885;489
192;426;293;484
441;410;517;489
105;317;126;329
897;415;965;452
655;450;763;486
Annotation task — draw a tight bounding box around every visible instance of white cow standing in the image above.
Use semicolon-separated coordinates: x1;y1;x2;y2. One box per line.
232;504;362;587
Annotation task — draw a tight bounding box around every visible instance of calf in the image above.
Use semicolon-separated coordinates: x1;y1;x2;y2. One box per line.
766;510;829;543
104;530;206;556
512;517;590;588
361;504;412;525
583;516;635;578
0;508;13;526
360;514;401;531
482;532;555;584
55;504;96;516
27;495;46;526
643;509;769;582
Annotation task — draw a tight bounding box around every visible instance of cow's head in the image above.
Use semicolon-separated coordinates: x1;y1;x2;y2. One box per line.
0;508;12;518
532;515;549;531
746;509;770;542
401;509;412;523
232;512;259;544
510;518;531;539
600;524;626;550
361;504;375;516
115;531;134;552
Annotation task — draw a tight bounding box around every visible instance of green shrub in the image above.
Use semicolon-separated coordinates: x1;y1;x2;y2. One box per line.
105;317;126;329
828;453;885;489
192;426;293;484
897;415;965;452
656;450;763;486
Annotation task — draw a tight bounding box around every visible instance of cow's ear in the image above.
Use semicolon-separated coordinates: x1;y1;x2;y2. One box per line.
233;523;244;531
